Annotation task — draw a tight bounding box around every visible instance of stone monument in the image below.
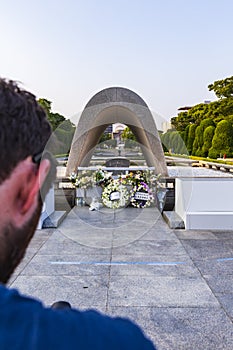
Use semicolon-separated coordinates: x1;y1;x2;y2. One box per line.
67;87;168;176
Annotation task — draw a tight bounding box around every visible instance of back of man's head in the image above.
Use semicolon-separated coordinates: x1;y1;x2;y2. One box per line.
0;78;52;184
0;78;56;284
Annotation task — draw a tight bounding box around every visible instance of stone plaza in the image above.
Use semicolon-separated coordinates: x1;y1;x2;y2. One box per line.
9;206;233;349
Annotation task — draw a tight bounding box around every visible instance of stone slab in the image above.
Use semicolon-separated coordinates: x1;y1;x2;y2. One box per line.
38;237;112;256
112;239;188;258
216;293;233;320
108;275;218;307
203;275;233;294
180;239;233;260
175;229;218;240
42;210;67;228
163;211;185;229
19;254;111;276
109;255;198;277
107;306;233;350
10;275;108;309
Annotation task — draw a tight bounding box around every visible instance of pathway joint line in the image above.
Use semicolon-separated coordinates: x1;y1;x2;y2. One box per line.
49;261;186;266
216;257;233;262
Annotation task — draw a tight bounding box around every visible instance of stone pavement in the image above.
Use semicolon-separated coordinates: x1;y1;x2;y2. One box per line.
9;207;233;349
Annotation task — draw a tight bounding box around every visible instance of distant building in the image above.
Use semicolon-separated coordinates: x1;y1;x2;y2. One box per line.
178;100;211;113
162;121;172;133
112;123;126;143
178;106;193;112
104;124;113;134
112;123;126;133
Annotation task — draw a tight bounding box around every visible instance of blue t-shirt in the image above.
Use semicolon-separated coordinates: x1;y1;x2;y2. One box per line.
0;285;156;349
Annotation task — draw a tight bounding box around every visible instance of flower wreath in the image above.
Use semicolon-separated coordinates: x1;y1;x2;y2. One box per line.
102;179;130;209
130;182;154;208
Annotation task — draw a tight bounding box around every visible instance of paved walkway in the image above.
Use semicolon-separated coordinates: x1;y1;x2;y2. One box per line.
9;207;233;349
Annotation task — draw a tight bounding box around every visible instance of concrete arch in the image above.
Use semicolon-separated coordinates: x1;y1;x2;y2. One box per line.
66;87;168;176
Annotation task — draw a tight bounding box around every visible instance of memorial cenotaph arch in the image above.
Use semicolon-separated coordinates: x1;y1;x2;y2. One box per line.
66;87;168;176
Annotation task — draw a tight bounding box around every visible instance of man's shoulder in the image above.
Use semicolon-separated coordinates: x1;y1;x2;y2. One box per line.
0;285;155;349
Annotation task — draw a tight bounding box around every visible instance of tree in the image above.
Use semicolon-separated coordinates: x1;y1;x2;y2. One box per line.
38;98;75;155
208;76;233;99
187;124;196;154
193;126;203;156
184;125;190;146
192;137;198;156
193;118;216;156
171;112;194;131
208;120;233;158
38;98;66;131
160;131;171;152
121;126;136;141
202;126;215;157
38;98;52;116
99;133;112;143
200;118;215;131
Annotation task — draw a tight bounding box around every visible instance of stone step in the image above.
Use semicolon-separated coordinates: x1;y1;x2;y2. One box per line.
163;211;185;229
42;211;67;228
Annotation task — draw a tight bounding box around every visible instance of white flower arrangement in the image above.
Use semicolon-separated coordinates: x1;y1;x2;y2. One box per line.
70;169;161;210
102;179;130;209
130;182;155;208
70;171;95;189
95;167;113;187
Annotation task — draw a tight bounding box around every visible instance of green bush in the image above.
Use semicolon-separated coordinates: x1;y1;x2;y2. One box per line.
192;137;198;155
202;126;215;157
184;125;190;146
187;124;196;154
208;119;233;158
124;139;135;148
200;118;215;131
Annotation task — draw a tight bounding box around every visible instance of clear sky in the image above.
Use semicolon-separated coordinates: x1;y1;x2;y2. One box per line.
0;0;233;123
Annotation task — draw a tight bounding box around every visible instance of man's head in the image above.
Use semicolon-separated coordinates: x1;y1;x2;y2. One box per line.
0;78;56;283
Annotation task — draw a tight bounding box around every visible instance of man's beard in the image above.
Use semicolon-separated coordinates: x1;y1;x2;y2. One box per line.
0;198;42;284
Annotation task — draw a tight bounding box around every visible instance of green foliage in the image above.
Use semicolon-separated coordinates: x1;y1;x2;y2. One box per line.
187;103;210;126
38;98;68;131
38;98;75;155
171;96;233;133
99;133;112;143
38;98;52;116
170;76;233;158
200;118;215;130
225;114;233;125
187;124;196;154
192;126;203;156
192;137;198;156
107;139;117;147
192;119;215;156
202;126;215;157
160;131;172;152
161;131;187;155
53;127;75;155
208;76;233;98
208;120;233;158
171;132;180;154
121;126;136;141
171;112;194;131
124;139;137;148
184;125;190;145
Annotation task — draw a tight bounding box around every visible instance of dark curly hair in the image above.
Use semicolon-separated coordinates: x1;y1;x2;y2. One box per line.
0;78;52;184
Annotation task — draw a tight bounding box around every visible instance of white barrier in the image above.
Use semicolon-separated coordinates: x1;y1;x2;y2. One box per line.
175;178;233;230
37;186;55;229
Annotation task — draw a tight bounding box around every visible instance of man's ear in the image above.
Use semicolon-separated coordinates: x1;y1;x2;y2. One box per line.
12;159;51;228
21;159;51;214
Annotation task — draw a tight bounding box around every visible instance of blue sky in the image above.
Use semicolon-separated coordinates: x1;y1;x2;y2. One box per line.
0;0;233;123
